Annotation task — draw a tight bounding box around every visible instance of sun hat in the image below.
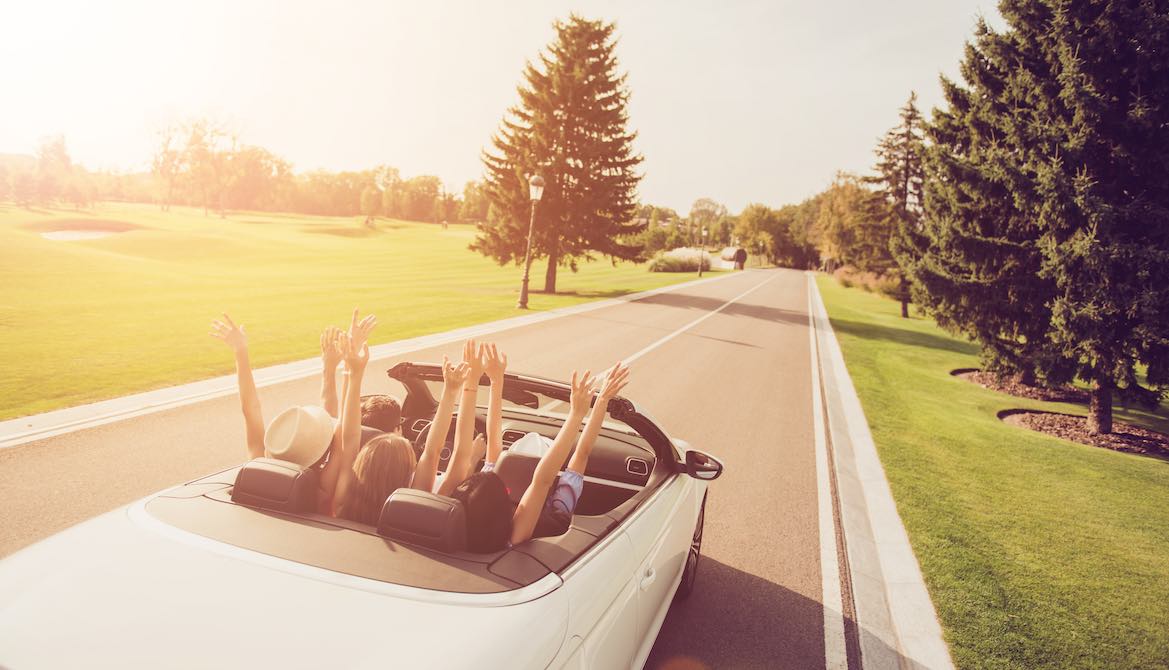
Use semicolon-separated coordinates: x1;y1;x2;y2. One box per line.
264;405;337;467
508;431;554;457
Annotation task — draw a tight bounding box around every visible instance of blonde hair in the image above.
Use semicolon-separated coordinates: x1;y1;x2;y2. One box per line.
343;434;417;525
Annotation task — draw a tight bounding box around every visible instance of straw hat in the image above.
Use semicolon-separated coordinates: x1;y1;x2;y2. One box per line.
264;405;337;467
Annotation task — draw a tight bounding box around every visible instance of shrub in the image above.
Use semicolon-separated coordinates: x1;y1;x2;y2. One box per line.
834;265;901;298
648;247;713;272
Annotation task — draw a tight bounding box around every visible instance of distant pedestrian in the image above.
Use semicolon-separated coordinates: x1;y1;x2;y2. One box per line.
734;247;747;270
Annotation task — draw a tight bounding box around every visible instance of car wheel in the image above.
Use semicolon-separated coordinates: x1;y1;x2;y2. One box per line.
674;493;706;601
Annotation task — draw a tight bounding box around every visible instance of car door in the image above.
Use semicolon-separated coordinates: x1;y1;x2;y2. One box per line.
623;472;694;658
554;529;638;669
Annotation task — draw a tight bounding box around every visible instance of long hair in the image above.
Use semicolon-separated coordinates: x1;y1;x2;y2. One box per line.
452;471;513;553
342;434;417;525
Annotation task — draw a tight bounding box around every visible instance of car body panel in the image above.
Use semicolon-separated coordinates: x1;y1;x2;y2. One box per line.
0;504;567;670
0;363;721;669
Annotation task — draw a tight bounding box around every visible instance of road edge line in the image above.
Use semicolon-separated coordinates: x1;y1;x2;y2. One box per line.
0;271;744;449
807;273;954;670
808;274;850;670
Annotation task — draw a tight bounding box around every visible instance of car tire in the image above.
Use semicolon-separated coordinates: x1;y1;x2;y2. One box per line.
674;493;706;601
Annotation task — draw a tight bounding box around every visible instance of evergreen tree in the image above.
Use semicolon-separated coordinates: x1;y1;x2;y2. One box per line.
905;19;1071;387
870;92;926;318
913;3;1169;434
1016;0;1169;433
475;15;645;293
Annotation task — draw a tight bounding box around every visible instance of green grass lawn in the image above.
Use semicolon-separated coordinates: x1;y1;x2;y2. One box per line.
816;276;1169;670
0;202;708;420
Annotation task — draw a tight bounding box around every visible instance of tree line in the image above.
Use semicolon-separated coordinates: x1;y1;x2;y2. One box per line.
0;129;491;224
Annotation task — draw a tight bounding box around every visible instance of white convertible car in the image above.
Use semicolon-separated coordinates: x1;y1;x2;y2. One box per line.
0;363;724;669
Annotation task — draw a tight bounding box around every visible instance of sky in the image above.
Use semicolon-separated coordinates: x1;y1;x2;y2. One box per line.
1;0;1002;213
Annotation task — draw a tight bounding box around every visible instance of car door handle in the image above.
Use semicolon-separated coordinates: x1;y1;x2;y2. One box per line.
639;568;656;591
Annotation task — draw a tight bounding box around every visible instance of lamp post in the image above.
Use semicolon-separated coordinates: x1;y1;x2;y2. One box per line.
517;174;545;309
698;226;708;277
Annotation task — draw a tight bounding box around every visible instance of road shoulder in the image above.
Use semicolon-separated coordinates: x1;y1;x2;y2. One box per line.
807;273;954;670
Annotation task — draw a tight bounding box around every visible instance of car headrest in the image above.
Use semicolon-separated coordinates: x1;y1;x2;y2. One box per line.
377;488;467;553
231;457;320;513
495;450;541;505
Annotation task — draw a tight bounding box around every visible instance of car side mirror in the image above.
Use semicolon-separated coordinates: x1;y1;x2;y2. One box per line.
683;450;724;481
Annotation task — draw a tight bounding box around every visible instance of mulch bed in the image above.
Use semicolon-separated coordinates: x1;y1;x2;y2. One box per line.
951;368;1090;404
999;409;1169;460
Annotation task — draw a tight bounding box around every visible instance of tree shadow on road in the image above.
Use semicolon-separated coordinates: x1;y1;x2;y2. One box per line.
827;317;980;357
570;312;763;349
647;557;916;670
634;292;807;327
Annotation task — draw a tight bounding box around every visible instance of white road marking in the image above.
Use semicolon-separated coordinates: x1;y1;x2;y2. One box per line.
535;272;778;413
619;273;777;366
808;272;849;670
808;275;955;670
0;272;742;449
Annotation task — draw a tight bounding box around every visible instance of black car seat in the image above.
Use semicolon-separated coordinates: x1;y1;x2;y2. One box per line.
494;450;545;504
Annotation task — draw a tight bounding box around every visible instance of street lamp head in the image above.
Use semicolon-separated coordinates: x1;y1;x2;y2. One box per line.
528;174;546;202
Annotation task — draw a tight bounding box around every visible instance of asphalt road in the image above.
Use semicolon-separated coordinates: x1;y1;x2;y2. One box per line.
0;267;825;669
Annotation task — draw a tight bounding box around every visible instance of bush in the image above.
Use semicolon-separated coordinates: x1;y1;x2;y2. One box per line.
833;266;901;298
648;247;712;272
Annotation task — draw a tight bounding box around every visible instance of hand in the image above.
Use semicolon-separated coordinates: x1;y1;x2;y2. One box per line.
210;314;248;354
462;339;486;389
598;362;630;401
484;343;508;384
441;355;471;394
568;369;597;416
320;326;343;370
340;333;369;372
348;309;377;351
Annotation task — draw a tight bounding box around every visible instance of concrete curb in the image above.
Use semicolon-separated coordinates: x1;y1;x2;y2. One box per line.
808;275;954;670
0;271;742;450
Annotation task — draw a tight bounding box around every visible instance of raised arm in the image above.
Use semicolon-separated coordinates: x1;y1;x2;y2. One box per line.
437;340;485;497
483;343;508;466
330;310;377;516
510;370;595;546
210;314;265;460
317;371;348;511
567;363;629;475
319;326;344;417
411;356;469;493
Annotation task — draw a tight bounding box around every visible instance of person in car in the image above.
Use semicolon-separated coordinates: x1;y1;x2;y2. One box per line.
212;309;411;523
451;358;631;552
210;313;358;466
333;332;491;523
319;325;404;433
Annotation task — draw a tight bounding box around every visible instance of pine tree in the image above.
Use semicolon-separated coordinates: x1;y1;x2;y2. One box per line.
870;92;926;318
912;3;1169;434
474;15;645;293
1014;0;1169;433
905;19;1072;387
